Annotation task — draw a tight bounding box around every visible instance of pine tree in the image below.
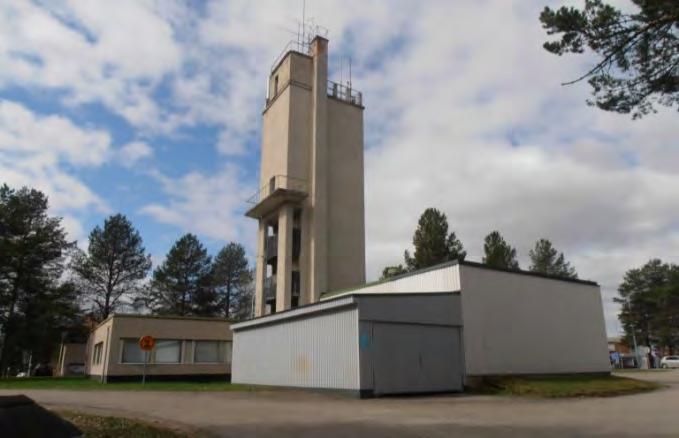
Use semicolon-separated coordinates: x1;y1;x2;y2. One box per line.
528;238;578;279
229;270;255;321
145;234;216;316
212;242;251;319
72;214;152;320
540;0;679;118
404;208;466;271
482;231;519;270
615;259;679;355
0;184;77;373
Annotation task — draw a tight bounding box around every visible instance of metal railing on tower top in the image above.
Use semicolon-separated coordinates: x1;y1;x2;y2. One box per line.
270;22;329;72
271;40;311;72
327;81;363;106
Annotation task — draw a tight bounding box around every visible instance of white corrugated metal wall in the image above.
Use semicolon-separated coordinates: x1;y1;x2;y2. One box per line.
232;307;360;389
325;263;460;297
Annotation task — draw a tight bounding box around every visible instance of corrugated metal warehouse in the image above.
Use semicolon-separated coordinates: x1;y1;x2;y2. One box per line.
231;261;610;396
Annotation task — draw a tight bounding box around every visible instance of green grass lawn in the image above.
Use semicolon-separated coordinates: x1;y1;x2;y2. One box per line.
473;374;661;398
0;376;258;392
57;410;189;437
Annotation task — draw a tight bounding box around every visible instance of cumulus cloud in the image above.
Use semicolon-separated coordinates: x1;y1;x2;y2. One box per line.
0;99;110;243
0;0;180;131
0;99;109;209
139;165;255;244
118;141;153;167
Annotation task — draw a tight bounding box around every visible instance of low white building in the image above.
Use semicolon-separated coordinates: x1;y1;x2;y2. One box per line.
231;261;610;396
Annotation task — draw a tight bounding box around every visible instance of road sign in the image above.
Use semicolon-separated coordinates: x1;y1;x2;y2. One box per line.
139;335;155;351
139;335;155;385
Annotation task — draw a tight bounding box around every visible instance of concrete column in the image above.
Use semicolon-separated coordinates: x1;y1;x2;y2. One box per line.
308;36;329;302
276;205;294;312
254;220;267;317
298;206;311;305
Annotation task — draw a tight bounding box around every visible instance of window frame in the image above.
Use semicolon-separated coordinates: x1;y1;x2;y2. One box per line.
92;342;103;365
119;338;147;365
193;340;228;364
152;339;183;364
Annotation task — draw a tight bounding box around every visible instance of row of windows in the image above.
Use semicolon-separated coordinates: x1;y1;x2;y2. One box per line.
121;339;231;364
91;339;232;365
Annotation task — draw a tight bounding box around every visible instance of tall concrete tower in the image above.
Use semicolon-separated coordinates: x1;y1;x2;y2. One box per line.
246;36;366;316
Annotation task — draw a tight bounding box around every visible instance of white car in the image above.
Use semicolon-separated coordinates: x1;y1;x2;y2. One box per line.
660;356;679;369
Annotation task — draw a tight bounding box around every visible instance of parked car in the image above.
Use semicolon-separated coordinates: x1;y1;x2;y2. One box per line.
660;356;679;369
32;363;53;377
620;354;638;369
66;362;85;375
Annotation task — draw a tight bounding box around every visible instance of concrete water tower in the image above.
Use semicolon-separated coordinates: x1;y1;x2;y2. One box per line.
246;34;366;316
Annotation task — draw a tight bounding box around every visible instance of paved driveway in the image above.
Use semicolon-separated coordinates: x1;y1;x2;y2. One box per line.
2;370;678;437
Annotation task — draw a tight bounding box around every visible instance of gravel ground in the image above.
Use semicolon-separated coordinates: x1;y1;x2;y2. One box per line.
1;370;677;437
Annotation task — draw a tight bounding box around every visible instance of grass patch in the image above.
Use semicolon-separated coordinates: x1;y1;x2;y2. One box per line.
472;374;660;398
0;376;258;392
614;368;672;373
57;410;188;437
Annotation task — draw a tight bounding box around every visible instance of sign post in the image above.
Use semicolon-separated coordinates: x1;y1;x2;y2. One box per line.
138;335;155;385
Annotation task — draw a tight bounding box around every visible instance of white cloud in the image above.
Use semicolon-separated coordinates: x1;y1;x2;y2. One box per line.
0;99;110;167
0;99;110;243
139;165;255;244
0;0;181;131
118;141;153;167
0;99;109;208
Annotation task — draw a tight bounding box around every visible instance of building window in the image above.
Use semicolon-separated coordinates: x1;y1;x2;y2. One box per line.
194;341;230;363
92;342;103;365
154;340;182;364
121;339;145;364
274;75;279;96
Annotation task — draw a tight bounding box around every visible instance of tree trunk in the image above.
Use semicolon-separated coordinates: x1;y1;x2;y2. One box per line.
225;281;231;319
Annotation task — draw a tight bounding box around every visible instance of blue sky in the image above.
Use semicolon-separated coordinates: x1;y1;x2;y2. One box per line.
1;0;677;334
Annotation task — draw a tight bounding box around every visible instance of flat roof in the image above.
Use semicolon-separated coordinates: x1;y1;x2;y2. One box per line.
91;313;232;332
321;260;598;299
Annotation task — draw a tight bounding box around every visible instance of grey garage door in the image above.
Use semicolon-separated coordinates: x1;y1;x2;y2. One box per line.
372;323;463;395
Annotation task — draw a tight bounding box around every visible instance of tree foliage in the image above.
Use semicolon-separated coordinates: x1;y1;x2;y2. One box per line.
212;242;252;319
528;238;578;279
482;231;519;270
143;234;216;316
0;184;79;373
380;264;408;280
404;208;466;271
540;0;679;118
72;214;152;320
228;269;255;322
616;259;679;353
380;208;466;276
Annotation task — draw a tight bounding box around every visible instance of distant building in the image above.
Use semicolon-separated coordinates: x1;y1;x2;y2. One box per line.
608;337;631;354
86;314;232;382
246;34;366;316
55;343;87;377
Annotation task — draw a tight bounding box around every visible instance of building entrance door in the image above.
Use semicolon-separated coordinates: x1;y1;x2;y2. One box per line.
372;323;463;395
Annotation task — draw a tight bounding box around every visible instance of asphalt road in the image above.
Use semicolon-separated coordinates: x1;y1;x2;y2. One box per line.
1;370;678;437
